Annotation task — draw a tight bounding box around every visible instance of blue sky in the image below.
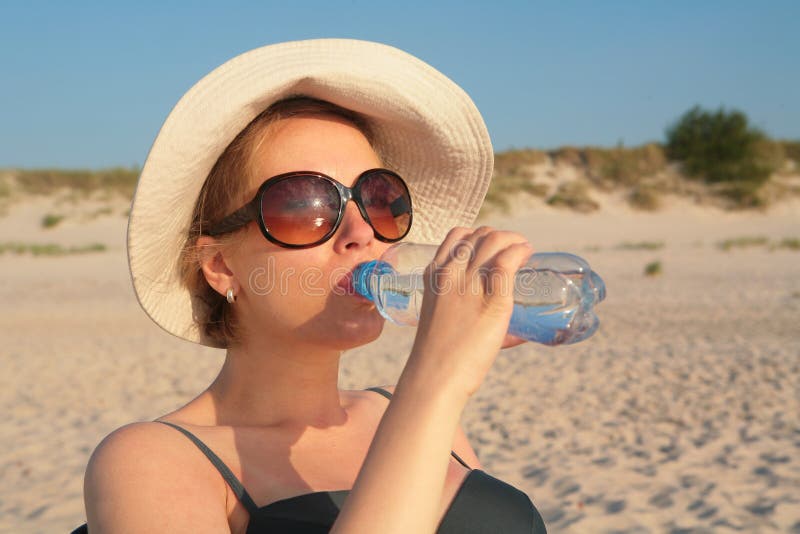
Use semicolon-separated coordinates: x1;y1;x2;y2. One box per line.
1;0;798;169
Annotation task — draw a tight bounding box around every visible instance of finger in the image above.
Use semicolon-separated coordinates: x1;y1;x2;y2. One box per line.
433;226;495;268
500;333;527;349
432;227;474;267
469;231;531;273
482;242;535;299
426;227;476;293
444;225;496;266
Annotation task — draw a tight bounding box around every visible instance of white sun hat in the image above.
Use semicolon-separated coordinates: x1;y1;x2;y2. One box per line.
128;38;494;347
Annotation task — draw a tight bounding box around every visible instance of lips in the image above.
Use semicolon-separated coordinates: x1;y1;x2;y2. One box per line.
336;270;355;294
335;268;373;303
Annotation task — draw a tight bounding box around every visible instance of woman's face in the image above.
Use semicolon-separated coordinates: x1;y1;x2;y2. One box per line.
224;115;394;351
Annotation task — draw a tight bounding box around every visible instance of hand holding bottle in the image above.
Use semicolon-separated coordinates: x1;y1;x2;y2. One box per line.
354;234;606;347
402;226;536;398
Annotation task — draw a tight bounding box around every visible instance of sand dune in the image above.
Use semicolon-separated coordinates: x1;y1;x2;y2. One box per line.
1;195;799;532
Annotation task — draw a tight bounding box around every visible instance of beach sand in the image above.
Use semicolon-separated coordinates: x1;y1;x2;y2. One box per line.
1;193;799;532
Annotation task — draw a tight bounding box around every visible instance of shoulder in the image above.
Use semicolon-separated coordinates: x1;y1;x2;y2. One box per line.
86;421;197;477
365;385;483;470
84;421;230;532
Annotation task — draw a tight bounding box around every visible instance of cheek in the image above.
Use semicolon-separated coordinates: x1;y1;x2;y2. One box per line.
244;255;330;314
371;240;393;260
236;249;388;348
244;259;386;348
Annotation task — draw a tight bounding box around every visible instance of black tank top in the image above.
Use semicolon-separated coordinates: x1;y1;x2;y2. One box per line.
71;387;547;533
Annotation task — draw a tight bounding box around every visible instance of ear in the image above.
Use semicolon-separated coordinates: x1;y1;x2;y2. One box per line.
196;235;238;298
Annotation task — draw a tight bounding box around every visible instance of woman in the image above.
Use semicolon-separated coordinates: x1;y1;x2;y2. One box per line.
79;39;547;533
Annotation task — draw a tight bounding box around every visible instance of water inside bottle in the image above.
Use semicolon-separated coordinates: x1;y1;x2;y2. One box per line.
375;274;423;325
353;257;604;345
508;302;576;345
508;302;599;345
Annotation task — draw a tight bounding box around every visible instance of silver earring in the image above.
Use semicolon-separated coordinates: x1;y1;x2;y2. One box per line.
226;288;236;304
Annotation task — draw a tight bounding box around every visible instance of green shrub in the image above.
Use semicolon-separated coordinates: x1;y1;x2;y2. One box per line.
41;213;65;228
644;260;662;276
665;106;775;207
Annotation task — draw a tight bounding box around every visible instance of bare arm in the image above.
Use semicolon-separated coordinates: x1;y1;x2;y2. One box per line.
331;227;531;533
381;384;485;471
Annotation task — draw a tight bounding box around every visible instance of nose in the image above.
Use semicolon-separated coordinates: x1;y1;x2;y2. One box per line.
332;200;375;252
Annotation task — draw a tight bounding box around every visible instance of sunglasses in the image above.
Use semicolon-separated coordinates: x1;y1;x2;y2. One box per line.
207;168;413;248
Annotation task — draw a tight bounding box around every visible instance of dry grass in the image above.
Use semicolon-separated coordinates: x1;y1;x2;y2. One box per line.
774;237;800;251
715;236;800;252
546;181;599;213
617;241;665;251
551;146;584;167
2;139;798;221
780;140;800;163
481;171;549;215
548;144;668;189
628;185;662;211
86;206;114;219
584;143;667;188
0;242;107;256
717;236;769;251
13;167;139;198
493;149;548;175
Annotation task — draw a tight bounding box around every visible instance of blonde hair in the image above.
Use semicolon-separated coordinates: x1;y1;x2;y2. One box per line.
180;96;379;347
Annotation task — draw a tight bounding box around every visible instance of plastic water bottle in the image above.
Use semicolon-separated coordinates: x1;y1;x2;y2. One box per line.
352;242;606;345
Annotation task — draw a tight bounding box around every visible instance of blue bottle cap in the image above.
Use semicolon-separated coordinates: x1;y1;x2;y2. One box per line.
352;260;396;301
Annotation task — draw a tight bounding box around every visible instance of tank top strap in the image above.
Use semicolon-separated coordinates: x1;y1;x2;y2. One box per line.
363;387;472;470
155;420;260;515
364;386;393;400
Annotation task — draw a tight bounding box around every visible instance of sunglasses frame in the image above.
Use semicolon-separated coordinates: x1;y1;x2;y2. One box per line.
206;168;413;249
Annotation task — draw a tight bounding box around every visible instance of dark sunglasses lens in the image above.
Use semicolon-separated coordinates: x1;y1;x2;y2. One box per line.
260;176;340;245
359;171;412;240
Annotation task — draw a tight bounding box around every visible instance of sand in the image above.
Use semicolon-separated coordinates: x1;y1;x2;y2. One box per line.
1;192;799;533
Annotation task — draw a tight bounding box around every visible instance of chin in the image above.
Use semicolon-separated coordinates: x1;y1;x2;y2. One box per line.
332;313;386;350
283;293;387;350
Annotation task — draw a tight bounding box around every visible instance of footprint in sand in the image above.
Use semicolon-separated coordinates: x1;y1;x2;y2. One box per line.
745;497;776;517
521;465;549;487
551;477;581;499
648;487;677;509
604;499;626;514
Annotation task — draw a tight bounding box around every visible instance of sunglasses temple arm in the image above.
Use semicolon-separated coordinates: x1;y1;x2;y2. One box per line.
207;202;260;236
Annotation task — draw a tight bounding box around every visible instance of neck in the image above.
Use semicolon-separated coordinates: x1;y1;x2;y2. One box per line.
205;338;349;430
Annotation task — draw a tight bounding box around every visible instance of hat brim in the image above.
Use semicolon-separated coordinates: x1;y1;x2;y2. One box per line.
127;38;493;347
